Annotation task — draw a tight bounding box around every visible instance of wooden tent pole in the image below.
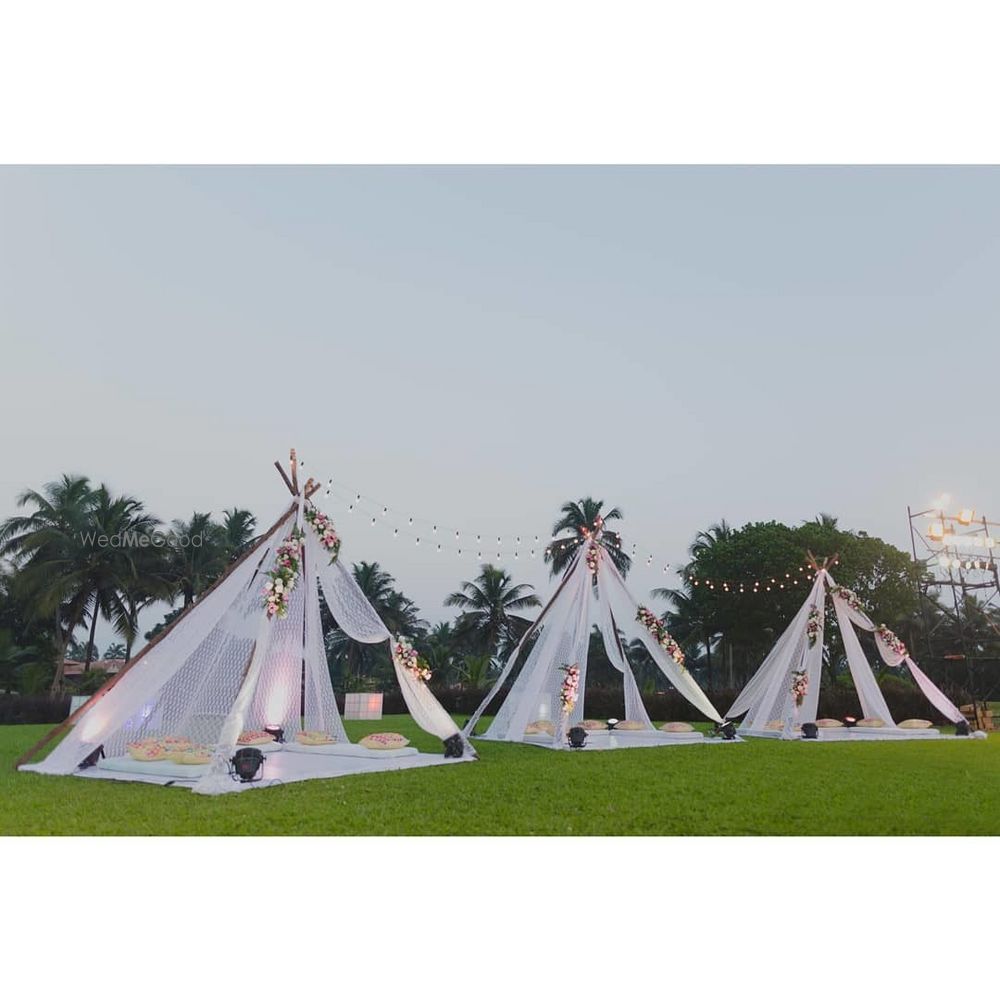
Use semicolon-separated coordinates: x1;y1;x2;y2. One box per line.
14;502;296;770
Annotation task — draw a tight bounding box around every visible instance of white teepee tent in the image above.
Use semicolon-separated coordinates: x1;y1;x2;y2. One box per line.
19;453;473;792
726;558;970;740
463;529;726;749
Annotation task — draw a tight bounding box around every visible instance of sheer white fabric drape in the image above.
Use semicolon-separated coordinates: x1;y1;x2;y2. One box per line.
308;532;465;747
600;559;724;724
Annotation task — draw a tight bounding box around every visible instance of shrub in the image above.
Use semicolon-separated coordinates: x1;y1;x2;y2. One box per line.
0;695;71;725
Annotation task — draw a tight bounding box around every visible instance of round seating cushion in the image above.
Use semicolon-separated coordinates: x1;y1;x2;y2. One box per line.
169;745;213;765
127;741;168;761
614;720;646;731
524;720;555;735
660;722;695;733
580;719;606;731
898;719;933;730
359;732;410;750
296;730;337;745
238;730;277;746
816;718;844;728
764;720;784;731
857;718;886;728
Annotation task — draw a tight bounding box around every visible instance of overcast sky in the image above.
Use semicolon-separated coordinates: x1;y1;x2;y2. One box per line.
1;166;998;647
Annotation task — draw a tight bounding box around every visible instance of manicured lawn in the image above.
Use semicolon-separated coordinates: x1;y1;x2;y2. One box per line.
2;719;997;835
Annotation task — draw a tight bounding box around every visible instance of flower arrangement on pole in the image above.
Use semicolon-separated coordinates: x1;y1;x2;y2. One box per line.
831;584;865;614
636;605;686;669
585;543;600;577
392;635;432;683
876;624;908;660
263;528;304;619
806;605;822;648
790;669;808;707
304;505;341;564
560;663;580;715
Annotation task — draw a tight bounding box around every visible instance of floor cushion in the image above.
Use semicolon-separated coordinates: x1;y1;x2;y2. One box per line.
816;719;844;728
764;720;784;731
857;718;887;728
898;719;933;730
615;720;647;731
660;722;695;733
296;730;337;745
524;720;555;735
238;730;277;746
580;719;606;731
358;732;410;751
126;741;169;761
168;745;213;765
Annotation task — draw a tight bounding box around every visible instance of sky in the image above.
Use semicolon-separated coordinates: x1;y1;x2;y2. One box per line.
1;166;998;648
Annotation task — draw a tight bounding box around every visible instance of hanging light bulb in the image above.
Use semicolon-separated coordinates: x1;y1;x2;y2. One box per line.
393;528;398;538
437;544;442;552
355;493;361;503
531;549;536;558
455;530;459;540
348;504;354;512
382;506;387;517
370;517;376;527
416;537;421;545
433;525;438;534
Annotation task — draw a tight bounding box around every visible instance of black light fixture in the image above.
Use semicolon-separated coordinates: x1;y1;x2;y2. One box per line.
443;734;464;758
567;726;588;749
955;720;971;736
843;716;857;728
263;724;284;743
716;721;737;741
229;747;264;783
801;722;819;740
78;745;105;769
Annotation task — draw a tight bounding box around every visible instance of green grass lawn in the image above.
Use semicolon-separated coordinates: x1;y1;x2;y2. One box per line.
2;718;997;835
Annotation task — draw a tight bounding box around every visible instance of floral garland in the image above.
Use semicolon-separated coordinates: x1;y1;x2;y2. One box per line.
304;505;341;564
636;605;686;669
806;605;822;648
790;669;808;707
560;663;580;715
831;584;865;614
877;624;908;660
585;542;601;577
263;528;303;619
392;635;432;683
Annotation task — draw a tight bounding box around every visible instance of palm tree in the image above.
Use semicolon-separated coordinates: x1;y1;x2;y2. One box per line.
0;477;172;688
811;512;839;529
445;564;541;658
0;475;94;691
103;641;127;660
651;582;718;691
687;519;733;560
221;508;257;561
68;485;170;673
164;512;227;607
327;562;427;686
545;498;631;578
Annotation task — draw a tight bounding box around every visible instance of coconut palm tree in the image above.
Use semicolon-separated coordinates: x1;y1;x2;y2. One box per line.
0;477;171;688
545;498;631;578
651;582;718;691
67;485;170;673
0;475;95;691
687;519;733;560
221;508;257;561
445;564;541;658
164;512;227;607
327;562;427;686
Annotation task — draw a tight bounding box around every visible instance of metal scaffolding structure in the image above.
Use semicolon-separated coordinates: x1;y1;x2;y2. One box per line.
907;505;1000;715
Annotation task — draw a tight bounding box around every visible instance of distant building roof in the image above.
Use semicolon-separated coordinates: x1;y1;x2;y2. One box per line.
63;659;126;677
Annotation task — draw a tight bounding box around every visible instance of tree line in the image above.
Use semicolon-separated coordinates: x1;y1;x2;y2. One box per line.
1;480;995;699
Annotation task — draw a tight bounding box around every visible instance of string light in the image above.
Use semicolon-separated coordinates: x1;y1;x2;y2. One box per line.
314;478;837;586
